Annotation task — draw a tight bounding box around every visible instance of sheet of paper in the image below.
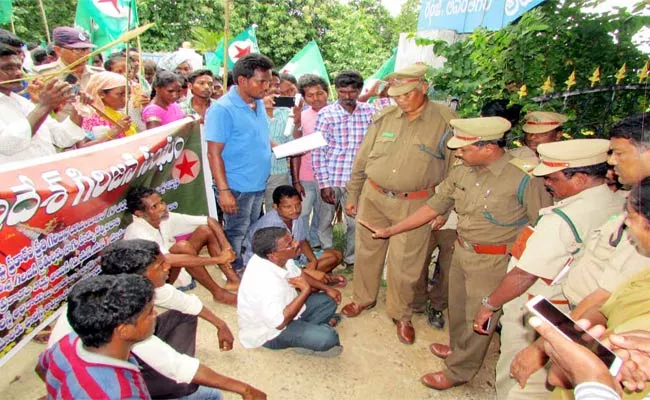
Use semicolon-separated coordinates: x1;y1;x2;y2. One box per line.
272;132;327;159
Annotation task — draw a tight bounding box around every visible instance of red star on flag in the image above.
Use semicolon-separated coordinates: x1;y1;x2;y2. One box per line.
98;0;122;13
175;153;198;179
234;45;251;59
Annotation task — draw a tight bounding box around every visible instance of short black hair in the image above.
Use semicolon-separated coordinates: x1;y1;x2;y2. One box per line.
252;227;287;259
481;99;522;127
562;162;609;180
232;53;274;83
333;70;363;89
187;69;214;84
126;186;157;214
0;43;19;58
104;53;125;72
153;70;182;89
298;74;329;96
273;185;300;205
101;240;161;276
610;114;650;147
226;71;234;88
180;76;188;89
474;137;507;148
0;29;24;48
280;73;297;85
629;176;650;220
68;274;154;348
31;48;47;64
271;70;280;78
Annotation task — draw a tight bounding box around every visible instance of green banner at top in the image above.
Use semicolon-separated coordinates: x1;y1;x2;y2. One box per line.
207;26;260;74
280;40;330;85
75;0;138;51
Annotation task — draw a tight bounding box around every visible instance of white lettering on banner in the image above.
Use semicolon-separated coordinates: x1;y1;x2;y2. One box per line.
422;0;493;21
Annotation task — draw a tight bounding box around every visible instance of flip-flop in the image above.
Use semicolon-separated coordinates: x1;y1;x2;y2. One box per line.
327;274;347;288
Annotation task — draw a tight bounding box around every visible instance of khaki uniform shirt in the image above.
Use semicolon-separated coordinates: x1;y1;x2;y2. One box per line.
515;184;625;298
33;59;103;91
427;153;552;245
508;145;538;172
562;213;650;305
347;101;456;205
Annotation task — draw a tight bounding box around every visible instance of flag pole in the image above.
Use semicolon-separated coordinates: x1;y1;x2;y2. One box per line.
222;0;229;90
124;0;133;115
37;0;51;43
9;15;15;35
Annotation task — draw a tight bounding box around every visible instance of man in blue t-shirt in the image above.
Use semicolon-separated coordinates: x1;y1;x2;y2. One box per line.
205;53;274;271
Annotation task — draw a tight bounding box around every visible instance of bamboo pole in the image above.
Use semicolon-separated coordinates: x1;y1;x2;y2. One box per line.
124;0;133;115
9;14;15;34
223;0;229;89
37;0;51;43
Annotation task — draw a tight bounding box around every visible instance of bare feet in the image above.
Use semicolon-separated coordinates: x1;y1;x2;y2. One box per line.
214;290;237;306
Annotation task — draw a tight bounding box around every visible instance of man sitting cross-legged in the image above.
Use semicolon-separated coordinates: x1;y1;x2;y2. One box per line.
124;186;239;305
243;185;346;286
48;240;266;400
238;227;343;356
37;274;156;399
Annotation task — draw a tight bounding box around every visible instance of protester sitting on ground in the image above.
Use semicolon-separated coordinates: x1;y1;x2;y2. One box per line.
123;186;240;304
0;44;87;163
238;227;343;356
37;274;156;399
47;240;266;399
81;71;137;142
142;70;185;129
243;186;345;286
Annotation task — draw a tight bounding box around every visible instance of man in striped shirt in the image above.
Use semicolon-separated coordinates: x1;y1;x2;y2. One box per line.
37;274;155;399
311;70;375;266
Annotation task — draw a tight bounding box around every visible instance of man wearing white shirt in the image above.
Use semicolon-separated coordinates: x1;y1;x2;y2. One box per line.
123;186;240;305
0;44;85;165
238;226;343;356
48;239;267;400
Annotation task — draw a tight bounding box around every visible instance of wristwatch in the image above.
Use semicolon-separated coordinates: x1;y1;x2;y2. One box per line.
481;296;501;312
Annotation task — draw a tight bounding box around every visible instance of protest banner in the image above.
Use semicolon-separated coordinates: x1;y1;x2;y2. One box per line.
0;119;208;367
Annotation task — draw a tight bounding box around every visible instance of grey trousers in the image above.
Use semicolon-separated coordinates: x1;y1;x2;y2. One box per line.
317;186;355;264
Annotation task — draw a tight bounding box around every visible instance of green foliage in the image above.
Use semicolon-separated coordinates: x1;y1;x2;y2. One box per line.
417;0;649;137
191;27;222;53
5;0;76;45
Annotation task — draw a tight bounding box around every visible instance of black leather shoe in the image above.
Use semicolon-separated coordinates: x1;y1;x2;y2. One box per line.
426;303;445;329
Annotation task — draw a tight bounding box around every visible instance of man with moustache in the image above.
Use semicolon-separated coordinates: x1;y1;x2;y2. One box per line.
360;116;551;389
509;111;567;169
340;64;456;345
180;69;215;121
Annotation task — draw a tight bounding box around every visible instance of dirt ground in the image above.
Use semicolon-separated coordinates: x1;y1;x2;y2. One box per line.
0;265;499;400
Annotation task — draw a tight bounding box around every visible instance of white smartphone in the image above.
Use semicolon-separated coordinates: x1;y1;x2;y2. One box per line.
526;295;623;376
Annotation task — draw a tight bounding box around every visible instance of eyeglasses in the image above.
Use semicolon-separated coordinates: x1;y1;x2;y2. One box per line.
63;46;90;53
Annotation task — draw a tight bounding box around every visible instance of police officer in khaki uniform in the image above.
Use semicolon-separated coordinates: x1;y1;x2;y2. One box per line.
470;139;624;399
509;114;650;393
363;116;552;389
341;64;456;345
508;111;567;171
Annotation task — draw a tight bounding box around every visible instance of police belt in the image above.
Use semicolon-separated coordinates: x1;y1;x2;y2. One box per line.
367;178;432;200
457;236;508;255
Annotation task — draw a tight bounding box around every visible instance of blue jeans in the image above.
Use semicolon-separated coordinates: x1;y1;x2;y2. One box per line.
219;190;264;270
178;385;222;400
263;292;339;351
299;180;321;247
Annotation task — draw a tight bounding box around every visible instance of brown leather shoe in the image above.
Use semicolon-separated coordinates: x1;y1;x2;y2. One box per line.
393;319;415;344
420;371;455;390
341;301;376;318
429;343;452;359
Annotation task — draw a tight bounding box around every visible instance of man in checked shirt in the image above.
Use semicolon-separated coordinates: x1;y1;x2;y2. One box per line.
311;70;375;267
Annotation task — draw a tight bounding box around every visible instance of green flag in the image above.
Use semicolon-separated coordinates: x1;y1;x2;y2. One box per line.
281;40;330;85
75;0;138;51
368;47;397;81
0;0;13;25
207;26;259;74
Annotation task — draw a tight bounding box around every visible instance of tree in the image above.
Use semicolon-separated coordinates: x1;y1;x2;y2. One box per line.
416;0;650;137
6;0;76;45
393;0;421;34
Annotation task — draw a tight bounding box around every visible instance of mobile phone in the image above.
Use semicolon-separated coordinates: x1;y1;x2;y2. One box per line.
526;295;623;376
274;96;296;108
483;316;492;332
63;73;80;95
